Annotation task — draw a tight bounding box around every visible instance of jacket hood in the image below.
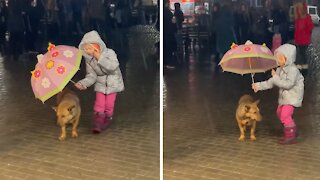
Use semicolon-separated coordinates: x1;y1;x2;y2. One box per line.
79;31;107;56
274;44;296;66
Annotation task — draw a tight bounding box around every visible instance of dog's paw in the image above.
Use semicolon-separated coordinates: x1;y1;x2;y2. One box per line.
59;135;66;141
72;131;78;138
238;136;245;141
250;135;256;141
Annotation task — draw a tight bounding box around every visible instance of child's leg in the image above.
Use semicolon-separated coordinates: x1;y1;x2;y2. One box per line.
98;93;117;130
94;92;106;113
92;92;107;133
279;105;295;127
105;93;117;117
278;105;297;144
276;105;285;124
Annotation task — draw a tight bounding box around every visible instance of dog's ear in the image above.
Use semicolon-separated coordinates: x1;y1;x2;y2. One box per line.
254;99;260;105
68;105;76;112
52;106;57;112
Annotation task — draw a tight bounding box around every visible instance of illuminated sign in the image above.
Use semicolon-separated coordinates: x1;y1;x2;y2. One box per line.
181;0;195;2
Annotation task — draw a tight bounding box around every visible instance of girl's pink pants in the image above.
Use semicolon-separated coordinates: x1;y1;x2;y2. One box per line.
94;92;117;117
276;105;296;127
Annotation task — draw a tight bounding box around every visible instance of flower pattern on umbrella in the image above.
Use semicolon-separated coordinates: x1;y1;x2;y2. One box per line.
32;69;41;79
47;43;55;52
41;78;51;88
46;60;54;69
244;46;252;52
52;51;59;58
31;44;82;103
56;65;66;75
63;50;74;58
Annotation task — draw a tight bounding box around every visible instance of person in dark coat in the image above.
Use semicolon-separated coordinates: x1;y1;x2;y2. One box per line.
164;0;177;69
25;0;44;52
0;0;7;55
251;9;270;47
86;0;106;39
236;4;252;44
155;0;159;31
7;0;26;59
71;0;84;35
215;4;236;61
174;3;184;30
271;6;289;43
210;2;220;69
173;2;184;52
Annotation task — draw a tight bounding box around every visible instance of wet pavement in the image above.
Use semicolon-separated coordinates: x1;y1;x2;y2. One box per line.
164;27;320;179
0;26;159;179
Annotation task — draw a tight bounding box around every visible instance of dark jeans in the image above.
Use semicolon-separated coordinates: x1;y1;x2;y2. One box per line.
210;32;218;63
164;34;176;66
25;17;41;51
164;49;174;66
296;45;308;65
0;26;6;54
9;31;24;56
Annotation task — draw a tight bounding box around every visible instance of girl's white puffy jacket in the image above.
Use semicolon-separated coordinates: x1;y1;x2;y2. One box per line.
77;31;125;95
255;44;304;107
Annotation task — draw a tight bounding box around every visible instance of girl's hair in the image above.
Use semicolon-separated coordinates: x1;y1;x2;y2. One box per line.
294;2;308;20
90;43;100;52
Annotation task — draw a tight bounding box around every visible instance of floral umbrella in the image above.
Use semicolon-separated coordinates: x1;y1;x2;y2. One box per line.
31;43;82;103
219;40;277;83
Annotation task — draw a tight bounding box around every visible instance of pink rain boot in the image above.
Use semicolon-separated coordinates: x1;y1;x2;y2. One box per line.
279;126;297;145
91;112;106;134
103;116;113;129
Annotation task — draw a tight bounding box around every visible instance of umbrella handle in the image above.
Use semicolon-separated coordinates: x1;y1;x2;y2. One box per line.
70;80;76;84
249;57;254;83
251;73;255;84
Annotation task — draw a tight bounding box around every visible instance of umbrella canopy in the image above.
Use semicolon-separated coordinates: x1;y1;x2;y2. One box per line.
31;43;82;103
219;41;277;75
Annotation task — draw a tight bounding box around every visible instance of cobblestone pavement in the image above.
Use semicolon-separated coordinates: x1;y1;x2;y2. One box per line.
0;26;159;180
163;27;320;179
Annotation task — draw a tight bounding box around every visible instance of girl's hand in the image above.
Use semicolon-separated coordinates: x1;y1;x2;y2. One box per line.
93;51;101;61
252;83;258;93
75;82;87;90
271;69;276;77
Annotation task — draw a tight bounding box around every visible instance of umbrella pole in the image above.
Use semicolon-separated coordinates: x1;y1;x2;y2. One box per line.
251;73;254;83
248;57;254;83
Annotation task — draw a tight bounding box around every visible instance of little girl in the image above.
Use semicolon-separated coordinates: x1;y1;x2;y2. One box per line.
252;44;304;144
75;30;124;134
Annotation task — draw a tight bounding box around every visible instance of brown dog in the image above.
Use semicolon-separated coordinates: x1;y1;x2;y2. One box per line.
236;95;262;141
52;88;81;141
